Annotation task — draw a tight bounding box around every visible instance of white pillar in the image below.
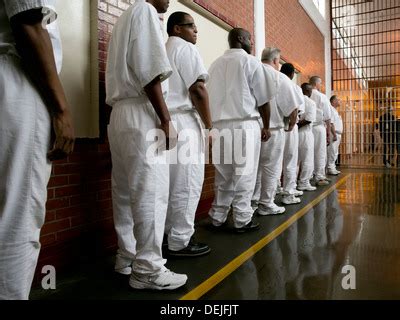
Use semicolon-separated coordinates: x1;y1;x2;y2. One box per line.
325;0;332;97
254;0;265;59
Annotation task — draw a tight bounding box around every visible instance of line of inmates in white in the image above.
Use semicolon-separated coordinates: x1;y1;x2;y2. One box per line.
105;0;344;292
0;0;344;300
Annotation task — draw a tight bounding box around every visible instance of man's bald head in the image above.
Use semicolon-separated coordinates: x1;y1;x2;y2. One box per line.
228;28;252;54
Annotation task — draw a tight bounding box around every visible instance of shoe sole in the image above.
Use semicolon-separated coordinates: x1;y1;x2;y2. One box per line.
281;201;301;205
115;268;132;276
129;277;187;291
166;248;211;257
257;208;285;216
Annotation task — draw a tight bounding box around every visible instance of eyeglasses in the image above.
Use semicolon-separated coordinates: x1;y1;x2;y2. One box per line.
178;23;197;29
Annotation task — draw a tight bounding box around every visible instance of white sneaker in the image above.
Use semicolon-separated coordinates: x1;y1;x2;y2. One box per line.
129;269;188;290
316;179;330;186
282;195;301;205
257;204;286;216
292;190;304;197
297;184;317;191
115;254;133;275
327;169;340;175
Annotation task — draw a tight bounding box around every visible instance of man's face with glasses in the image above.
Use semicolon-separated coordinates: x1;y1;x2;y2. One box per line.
175;15;198;44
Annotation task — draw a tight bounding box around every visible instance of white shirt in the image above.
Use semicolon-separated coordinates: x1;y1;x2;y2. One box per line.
165;36;208;112
106;0;172;106
207;49;276;123
299;96;317;128
0;0;62;73
265;64;302;129
295;84;305;118
330;106;343;134
311;89;331;125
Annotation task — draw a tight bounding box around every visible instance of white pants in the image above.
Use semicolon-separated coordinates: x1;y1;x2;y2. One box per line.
0;55;52;300
298;126;314;185
327;133;342;171
254;129;285;207
165;111;205;251
313;125;327;181
108;98;170;276
209;119;260;228
283;126;299;194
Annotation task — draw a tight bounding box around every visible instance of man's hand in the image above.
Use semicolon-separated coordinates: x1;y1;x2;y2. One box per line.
159;120;178;150
333;134;338;142
261;128;271;142
48;109;75;161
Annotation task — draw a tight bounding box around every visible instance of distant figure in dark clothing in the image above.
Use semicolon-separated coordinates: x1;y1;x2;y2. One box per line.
397;118;400;167
378;109;396;168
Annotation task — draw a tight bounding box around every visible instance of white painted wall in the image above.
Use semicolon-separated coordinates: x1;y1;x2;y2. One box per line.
55;0;99;138
298;0;332;97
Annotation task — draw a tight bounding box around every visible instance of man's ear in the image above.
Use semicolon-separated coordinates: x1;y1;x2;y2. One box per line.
173;24;181;34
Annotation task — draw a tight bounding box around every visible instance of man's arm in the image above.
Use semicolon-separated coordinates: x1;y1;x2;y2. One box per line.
286;109;298;132
144;78;177;150
10;9;74;161
259;102;271;142
189;80;212;129
331;122;337;141
325;120;331;145
298;119;311;129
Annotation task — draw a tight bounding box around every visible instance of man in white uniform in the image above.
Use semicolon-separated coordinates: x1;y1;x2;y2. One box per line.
297;83;317;191
310;76;331;186
327;95;343;175
106;0;187;290
164;12;212;257
208;28;275;232
280;63;305;205
0;1;75;299
253;48;302;216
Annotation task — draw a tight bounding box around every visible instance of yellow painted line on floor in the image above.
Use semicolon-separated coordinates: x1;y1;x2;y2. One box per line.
180;174;351;300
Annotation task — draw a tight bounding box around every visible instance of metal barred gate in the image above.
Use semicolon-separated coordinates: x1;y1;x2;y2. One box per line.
331;0;400;168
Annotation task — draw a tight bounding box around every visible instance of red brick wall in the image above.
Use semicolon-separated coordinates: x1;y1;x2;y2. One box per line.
36;0;326;277
265;0;325;85
194;0;254;36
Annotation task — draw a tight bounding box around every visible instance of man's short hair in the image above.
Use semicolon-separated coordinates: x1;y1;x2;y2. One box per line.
167;11;190;36
301;82;312;91
309;76;321;86
280;63;295;77
330;95;338;103
261;47;281;63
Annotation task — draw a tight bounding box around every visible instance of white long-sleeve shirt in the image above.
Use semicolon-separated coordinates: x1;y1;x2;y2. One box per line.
207;49;276;123
165;36;208;112
106;0;172;106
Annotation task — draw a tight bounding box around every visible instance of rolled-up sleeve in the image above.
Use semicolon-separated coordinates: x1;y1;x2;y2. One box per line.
4;0;56;19
177;44;208;89
128;4;172;88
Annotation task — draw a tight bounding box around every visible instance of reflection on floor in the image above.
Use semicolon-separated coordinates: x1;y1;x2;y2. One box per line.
202;171;400;300
30;170;400;300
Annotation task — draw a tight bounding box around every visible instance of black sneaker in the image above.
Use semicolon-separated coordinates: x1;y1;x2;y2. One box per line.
234;219;260;233
166;237;211;257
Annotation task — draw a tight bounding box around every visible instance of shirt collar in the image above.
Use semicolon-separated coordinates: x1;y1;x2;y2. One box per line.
225;48;248;55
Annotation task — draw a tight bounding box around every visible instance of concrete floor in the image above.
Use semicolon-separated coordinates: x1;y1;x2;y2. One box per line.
31;169;400;300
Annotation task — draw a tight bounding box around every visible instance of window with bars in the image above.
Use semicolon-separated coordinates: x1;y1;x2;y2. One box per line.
331;0;400;168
